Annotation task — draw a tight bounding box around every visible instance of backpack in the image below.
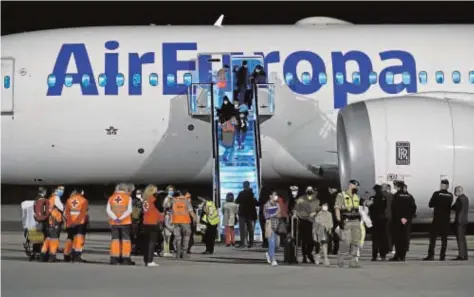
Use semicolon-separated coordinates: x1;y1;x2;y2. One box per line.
221;121;235;133
33;198;50;222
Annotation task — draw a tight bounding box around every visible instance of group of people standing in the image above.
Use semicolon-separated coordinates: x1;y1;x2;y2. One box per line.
369;179;469;263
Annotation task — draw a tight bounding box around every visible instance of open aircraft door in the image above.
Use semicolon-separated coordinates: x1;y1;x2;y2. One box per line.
1;58;15;115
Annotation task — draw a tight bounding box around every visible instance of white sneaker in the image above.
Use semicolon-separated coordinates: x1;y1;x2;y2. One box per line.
315;255;321;265
153;252;158;256
271;260;278;266
391;250;396;255
147;262;159;267
356;249;360;257
265;252;271;264
163;253;173;257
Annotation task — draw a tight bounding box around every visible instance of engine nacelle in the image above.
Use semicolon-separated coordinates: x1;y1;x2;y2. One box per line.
337;96;474;222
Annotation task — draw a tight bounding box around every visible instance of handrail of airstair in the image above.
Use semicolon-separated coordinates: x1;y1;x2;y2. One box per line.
252;83;263;190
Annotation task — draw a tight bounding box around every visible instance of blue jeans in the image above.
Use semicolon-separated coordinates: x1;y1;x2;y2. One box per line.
268;231;277;261
222;146;234;162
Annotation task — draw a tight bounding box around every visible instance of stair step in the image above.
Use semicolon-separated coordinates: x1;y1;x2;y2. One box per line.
219;166;258;173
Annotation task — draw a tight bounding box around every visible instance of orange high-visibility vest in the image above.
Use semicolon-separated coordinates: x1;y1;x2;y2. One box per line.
108;192;132;225
48;195;63;225
143;195;164;225
171;197;191;224
65;194;88;228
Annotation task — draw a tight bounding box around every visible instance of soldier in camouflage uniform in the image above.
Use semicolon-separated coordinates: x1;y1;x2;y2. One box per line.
334;180;362;268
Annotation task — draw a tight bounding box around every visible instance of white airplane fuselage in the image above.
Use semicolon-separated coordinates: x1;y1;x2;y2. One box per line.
2;25;474;222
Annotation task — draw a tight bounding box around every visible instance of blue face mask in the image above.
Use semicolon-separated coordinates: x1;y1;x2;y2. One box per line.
168;191;174;197
56;190;64;197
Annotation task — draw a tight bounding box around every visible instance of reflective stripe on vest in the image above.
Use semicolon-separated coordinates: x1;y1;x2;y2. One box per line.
171;197;191;224
204;202;220;226
343;192;360;210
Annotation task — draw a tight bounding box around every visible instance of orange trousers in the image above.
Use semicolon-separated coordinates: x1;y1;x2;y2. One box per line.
41;224;61;256
224;226;235;245
64;225;86;257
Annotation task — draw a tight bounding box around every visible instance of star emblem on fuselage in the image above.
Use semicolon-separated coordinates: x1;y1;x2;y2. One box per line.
106;126;118;135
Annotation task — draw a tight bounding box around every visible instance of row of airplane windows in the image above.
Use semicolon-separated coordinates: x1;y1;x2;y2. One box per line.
3;70;474;89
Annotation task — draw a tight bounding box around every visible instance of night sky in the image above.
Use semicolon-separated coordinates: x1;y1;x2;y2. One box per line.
2;1;474;35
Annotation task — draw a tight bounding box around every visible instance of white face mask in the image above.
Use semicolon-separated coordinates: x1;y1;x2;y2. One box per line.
322;205;328;211
272;195;278;201
291;191;298;197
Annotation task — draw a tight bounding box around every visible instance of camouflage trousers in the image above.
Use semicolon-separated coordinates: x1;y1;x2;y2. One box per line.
337;219;362;268
173;224;191;256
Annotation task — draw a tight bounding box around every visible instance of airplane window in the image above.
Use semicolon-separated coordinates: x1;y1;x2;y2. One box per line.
452;71;461;84
470;71;474;84
418;71;428;85
132;74;141;87
435;71;444;84
47;74;56;87
183;73;192;86
335;72;344;85
301;72;311;85
385;72;394;85
369;72;378;85
98;73;107;87
64;75;73;87
285;72;294;85
116;73;125;87
352;72;361;85
3;75;11;89
318;72;327;85
81;74;91;88
402;72;411;85
149;73;158;86
166;74;175;86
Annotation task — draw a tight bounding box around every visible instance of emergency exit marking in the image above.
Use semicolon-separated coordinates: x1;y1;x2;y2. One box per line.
396;141;410;165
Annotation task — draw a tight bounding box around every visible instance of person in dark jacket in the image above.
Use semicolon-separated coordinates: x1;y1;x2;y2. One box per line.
390;181;417;262
248;65;267;109
423;179;454;261
369;185;389;261
236;111;249;150
381;183;395;254
235;181;258;248
216;96;235;124
452;186;469;260
326;186;340;255
236;60;249;105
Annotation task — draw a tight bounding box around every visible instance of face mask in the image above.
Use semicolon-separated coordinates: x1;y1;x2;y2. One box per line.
80;191;84;195
256;69;260;73
322;205;329;211
136;194;142;199
168;191;174;197
240;114;244;118
56;189;64;197
291;191;298;197
272;195;278;201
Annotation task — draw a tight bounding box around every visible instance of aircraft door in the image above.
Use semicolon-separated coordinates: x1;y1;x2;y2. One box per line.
1;58;15;115
230;55;264;106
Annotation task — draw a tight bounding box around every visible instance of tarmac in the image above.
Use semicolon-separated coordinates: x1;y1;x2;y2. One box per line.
2;231;474;297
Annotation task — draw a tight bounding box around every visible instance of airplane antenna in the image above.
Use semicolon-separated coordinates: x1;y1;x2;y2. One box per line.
214;14;224;27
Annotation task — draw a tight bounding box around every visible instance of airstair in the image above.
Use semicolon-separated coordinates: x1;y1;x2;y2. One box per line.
187;53;275;241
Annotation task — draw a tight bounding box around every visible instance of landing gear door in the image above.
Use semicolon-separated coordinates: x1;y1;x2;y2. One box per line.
1;58;15;115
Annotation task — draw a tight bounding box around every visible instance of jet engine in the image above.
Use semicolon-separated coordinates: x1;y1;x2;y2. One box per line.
337;95;474;216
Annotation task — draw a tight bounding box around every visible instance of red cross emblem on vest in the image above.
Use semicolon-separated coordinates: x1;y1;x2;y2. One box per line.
114;196;123;204
71;199;79;208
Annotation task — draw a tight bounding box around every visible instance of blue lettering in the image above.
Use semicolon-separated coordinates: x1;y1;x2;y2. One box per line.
104;41;119;95
47;44;98;96
129;52;155;95
162;42;197;95
379;50;417;94
283;51;325;95
331;51;373;109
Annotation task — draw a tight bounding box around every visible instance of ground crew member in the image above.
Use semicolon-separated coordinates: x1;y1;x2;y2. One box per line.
63;189;88;263
40;186;65;262
390;181;417;262
141;185;164;267
293;186;320;263
164;191;197;259
334;180;362;268
424;179;453;261
106;183;134;265
202;197;220;254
